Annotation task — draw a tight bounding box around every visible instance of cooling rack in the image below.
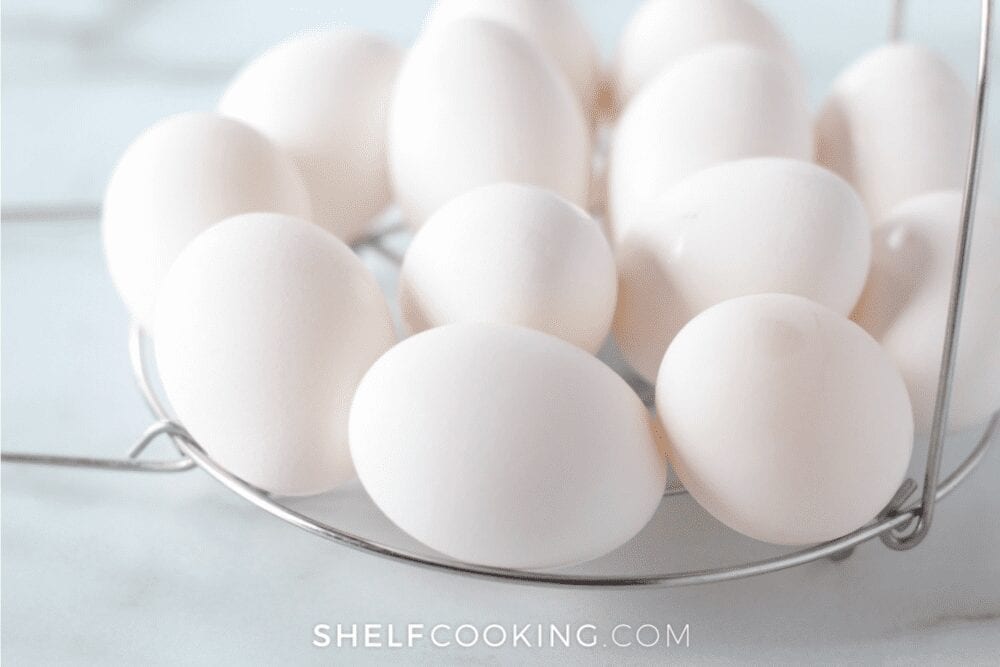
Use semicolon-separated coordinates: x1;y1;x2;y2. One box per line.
2;0;996;587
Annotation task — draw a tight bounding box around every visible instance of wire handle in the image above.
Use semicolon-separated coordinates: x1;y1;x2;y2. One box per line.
880;0;993;551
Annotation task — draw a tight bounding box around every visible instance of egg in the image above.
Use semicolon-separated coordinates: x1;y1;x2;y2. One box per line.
388;19;590;228
614;0;796;105
852;191;1000;434
424;0;600;120
350;322;667;569
607;44;812;240
657;294;913;545
102;112;311;330
399;183;616;352
154;213;395;496
218;29;401;243
816;43;972;222
615;158;871;382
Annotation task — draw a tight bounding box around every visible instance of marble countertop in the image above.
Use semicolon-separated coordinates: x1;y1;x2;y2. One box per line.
2;1;999;664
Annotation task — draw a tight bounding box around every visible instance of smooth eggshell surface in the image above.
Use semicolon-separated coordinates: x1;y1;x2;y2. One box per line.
218;29;401;243
399;183;616;353
155;213;395;496
424;0;601;119
388;19;590;228
852;190;1000;434
350;322;667;569
608;44;812;240
102;112;311;330
816;43;972;222
614;0;796;105
615;158;871;381
657;294;913;545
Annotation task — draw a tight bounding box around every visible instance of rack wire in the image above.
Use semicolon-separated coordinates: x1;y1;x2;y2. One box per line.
2;0;996;587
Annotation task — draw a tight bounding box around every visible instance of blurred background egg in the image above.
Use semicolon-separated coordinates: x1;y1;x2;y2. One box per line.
349;322;667;569
852;190;1000;435
816;43;973;222
607;44;812;241
614;0;797;107
657;294;913;545
102;112;311;330
399;183;616;353
154;213;395;496
424;0;601;121
615;158;871;382
388;19;590;228
218;28;401;243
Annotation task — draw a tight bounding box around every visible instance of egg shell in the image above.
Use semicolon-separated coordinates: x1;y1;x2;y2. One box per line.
614;0;796;105
102;112;311;330
656;293;914;545
615;158;871;381
154;213;395;496
218;29;401;243
816;43;972;222
350;322;667;569
424;0;601;120
388;18;590;228
608;44;812;240
852;190;1000;434
399;183;616;352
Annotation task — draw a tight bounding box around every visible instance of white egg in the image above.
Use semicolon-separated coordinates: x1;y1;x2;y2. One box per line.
102;112;311;330
852;191;1000;434
350;322;667;569
388;19;590;228
615;158;871;382
424;0;600;120
608;44;812;240
155;213;395;496
218;29;401;243
399;183;616;353
657;294;913;545
614;0;796;105
816;43;972;222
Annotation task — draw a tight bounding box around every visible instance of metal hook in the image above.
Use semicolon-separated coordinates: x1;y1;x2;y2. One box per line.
0;420;195;473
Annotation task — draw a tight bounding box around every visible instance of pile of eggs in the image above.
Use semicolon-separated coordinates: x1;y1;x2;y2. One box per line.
101;0;999;569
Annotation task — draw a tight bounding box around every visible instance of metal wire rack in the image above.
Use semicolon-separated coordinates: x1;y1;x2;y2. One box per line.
2;0;996;587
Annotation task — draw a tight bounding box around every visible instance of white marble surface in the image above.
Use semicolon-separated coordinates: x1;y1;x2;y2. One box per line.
2;1;1000;664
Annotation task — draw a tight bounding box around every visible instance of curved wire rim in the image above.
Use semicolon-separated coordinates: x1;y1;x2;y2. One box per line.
129;325;998;588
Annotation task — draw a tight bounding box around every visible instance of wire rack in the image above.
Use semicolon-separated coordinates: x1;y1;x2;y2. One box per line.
2;0;997;588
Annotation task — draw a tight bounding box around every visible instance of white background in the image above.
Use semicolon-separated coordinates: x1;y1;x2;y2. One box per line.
2;0;999;663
